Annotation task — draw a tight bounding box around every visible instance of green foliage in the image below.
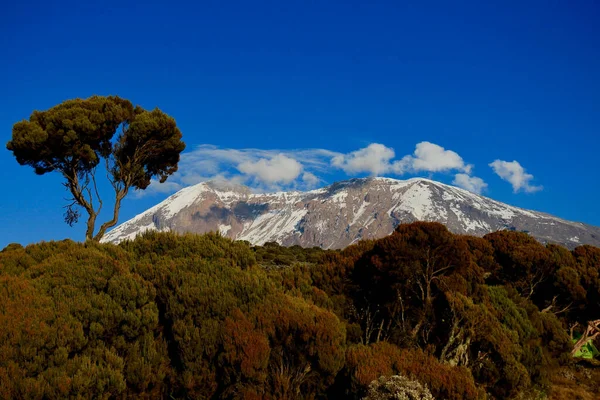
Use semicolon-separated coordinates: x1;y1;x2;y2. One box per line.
6;96;185;241
350;222;483;346
0;242;168;399
7;96;132;174
1;223;598;399
252;241;327;267
484;230;555;300
571;245;600;321
0;232;346;399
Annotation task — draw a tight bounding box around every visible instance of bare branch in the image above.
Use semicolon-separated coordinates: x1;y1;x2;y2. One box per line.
91;169;103;216
541;296;573;315
432;263;454;276
571;320;600;356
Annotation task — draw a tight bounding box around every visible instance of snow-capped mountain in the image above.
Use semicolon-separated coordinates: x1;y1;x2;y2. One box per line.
101;177;600;249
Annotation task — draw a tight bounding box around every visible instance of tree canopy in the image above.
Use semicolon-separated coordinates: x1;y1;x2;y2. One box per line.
6;96;185;241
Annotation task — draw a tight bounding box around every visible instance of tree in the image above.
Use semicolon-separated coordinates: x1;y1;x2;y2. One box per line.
484;231;554;301
6;96;185;241
351;222;475;344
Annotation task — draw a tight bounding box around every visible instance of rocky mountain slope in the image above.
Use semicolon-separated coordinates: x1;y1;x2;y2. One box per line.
101;177;600;249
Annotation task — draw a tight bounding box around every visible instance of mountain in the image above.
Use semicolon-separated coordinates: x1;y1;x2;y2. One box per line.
101;177;600;249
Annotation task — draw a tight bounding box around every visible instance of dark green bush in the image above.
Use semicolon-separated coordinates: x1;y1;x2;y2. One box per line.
1;223;595;399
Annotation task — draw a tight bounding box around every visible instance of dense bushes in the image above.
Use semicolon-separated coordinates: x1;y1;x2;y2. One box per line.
0;223;599;399
277;222;598;398
0;233;346;399
0;241;167;399
122;232;346;399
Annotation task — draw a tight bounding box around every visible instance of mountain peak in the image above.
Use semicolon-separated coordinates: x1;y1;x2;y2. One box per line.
102;177;600;248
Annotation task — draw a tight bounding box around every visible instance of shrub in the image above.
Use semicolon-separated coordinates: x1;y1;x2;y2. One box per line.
344;342;482;400
363;374;434;400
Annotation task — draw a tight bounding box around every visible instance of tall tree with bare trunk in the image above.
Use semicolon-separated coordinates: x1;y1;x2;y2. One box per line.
7;96;185;241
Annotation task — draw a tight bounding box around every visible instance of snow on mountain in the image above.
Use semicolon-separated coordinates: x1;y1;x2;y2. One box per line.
101;177;600;249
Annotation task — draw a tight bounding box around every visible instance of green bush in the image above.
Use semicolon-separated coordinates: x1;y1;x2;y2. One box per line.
0;223;596;399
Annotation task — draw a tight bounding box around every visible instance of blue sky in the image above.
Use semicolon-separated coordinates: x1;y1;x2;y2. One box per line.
1;0;599;247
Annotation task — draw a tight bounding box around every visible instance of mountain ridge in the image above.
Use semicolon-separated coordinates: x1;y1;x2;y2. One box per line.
101;177;600;249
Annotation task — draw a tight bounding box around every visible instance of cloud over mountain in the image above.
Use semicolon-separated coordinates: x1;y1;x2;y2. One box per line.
139;142;540;197
237;154;303;184
489;160;542;193
331;143;396;175
453;173;488;194
401;141;473;174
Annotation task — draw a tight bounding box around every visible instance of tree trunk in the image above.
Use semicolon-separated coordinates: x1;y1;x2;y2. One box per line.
93;188;128;242
85;213;97;241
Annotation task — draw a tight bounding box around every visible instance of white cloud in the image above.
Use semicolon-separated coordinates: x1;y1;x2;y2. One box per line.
400;141;472;174
452;173;488;194
237;154;303;184
489;160;542;193
180;145;336;178
301;172;320;188
330;141;473;178
331;143;395;176
141;145;333;195
139;142;484;197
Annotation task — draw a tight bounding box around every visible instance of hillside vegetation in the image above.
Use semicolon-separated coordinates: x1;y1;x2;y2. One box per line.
1;222;599;399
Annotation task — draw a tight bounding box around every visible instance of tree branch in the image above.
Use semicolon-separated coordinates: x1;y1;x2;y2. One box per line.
93;184;129;241
62;166;100;241
571;320;600;356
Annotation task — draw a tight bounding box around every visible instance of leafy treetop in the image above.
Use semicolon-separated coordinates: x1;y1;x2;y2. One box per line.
6;96;185;241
